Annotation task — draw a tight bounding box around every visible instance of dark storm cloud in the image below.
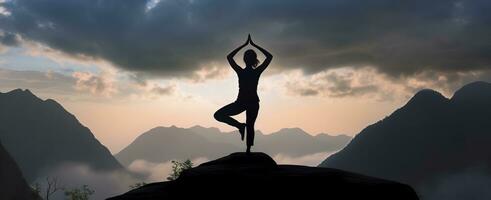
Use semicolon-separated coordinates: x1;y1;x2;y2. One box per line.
323;72;379;97
1;0;491;78
0;31;19;46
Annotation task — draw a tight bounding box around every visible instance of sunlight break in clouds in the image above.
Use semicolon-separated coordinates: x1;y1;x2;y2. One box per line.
0;0;10;16
72;71;118;97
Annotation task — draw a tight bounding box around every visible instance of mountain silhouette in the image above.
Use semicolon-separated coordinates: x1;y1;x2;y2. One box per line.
109;152;419;200
0;140;40;200
116;126;238;166
320;81;491;193
0;89;123;181
116;125;350;166
191;126;351;156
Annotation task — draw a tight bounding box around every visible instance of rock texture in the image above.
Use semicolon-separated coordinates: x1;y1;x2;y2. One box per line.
109;152;419;200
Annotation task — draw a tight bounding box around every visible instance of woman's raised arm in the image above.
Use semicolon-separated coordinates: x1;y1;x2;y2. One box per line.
227;35;251;73
250;38;273;74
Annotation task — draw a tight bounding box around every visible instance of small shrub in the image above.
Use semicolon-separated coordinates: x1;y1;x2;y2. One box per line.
64;185;94;200
167;159;193;181
129;182;147;189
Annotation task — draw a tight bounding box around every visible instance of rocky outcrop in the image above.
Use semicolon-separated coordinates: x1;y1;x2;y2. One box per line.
109;152;419;200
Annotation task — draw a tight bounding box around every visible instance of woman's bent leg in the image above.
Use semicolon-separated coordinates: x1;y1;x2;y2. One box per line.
245;102;260;148
214;102;246;129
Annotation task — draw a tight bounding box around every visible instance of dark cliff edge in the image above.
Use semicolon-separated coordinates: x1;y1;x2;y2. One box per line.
108;152;419;200
0;141;40;200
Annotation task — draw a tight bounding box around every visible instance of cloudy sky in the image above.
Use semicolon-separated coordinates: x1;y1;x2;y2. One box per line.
1;0;490;153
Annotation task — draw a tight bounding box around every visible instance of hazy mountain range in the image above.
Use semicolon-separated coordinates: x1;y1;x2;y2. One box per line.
0;88;351;185
0;89;123;182
116;125;351;166
0;140;40;200
2;81;491;199
320;81;491;196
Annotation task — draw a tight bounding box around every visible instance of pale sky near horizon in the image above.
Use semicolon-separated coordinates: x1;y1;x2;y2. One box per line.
1;0;491;153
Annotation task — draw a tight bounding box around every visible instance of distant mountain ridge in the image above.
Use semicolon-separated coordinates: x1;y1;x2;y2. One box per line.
320;81;491;192
0;89;123;182
191;125;351;156
116;125;351;166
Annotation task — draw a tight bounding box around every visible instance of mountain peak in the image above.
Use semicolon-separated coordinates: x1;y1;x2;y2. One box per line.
405;89;448;108
277;127;308;134
451;81;491;103
0;89;123;181
190;125;205;129
320;80;491;198
189;125;222;134
146;125;185;135
189;125;218;131
3;88;37;98
9;88;32;94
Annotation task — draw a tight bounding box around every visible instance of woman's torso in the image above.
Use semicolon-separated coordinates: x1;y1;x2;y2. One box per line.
237;68;260;102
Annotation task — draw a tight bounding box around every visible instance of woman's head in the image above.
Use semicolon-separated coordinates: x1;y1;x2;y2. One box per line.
244;49;260;68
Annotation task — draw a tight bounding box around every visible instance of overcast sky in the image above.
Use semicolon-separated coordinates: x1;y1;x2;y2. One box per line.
1;0;491;152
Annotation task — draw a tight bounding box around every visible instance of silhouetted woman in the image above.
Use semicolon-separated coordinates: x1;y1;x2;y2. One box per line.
214;34;273;153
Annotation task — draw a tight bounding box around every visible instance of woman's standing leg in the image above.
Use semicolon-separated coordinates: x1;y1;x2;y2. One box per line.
245;102;260;153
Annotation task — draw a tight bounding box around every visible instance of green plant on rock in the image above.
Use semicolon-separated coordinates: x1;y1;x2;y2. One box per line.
167;159;193;181
129;182;147;189
64;185;94;200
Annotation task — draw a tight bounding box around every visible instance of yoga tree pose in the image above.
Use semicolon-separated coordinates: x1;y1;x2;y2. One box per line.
214;34;273;153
